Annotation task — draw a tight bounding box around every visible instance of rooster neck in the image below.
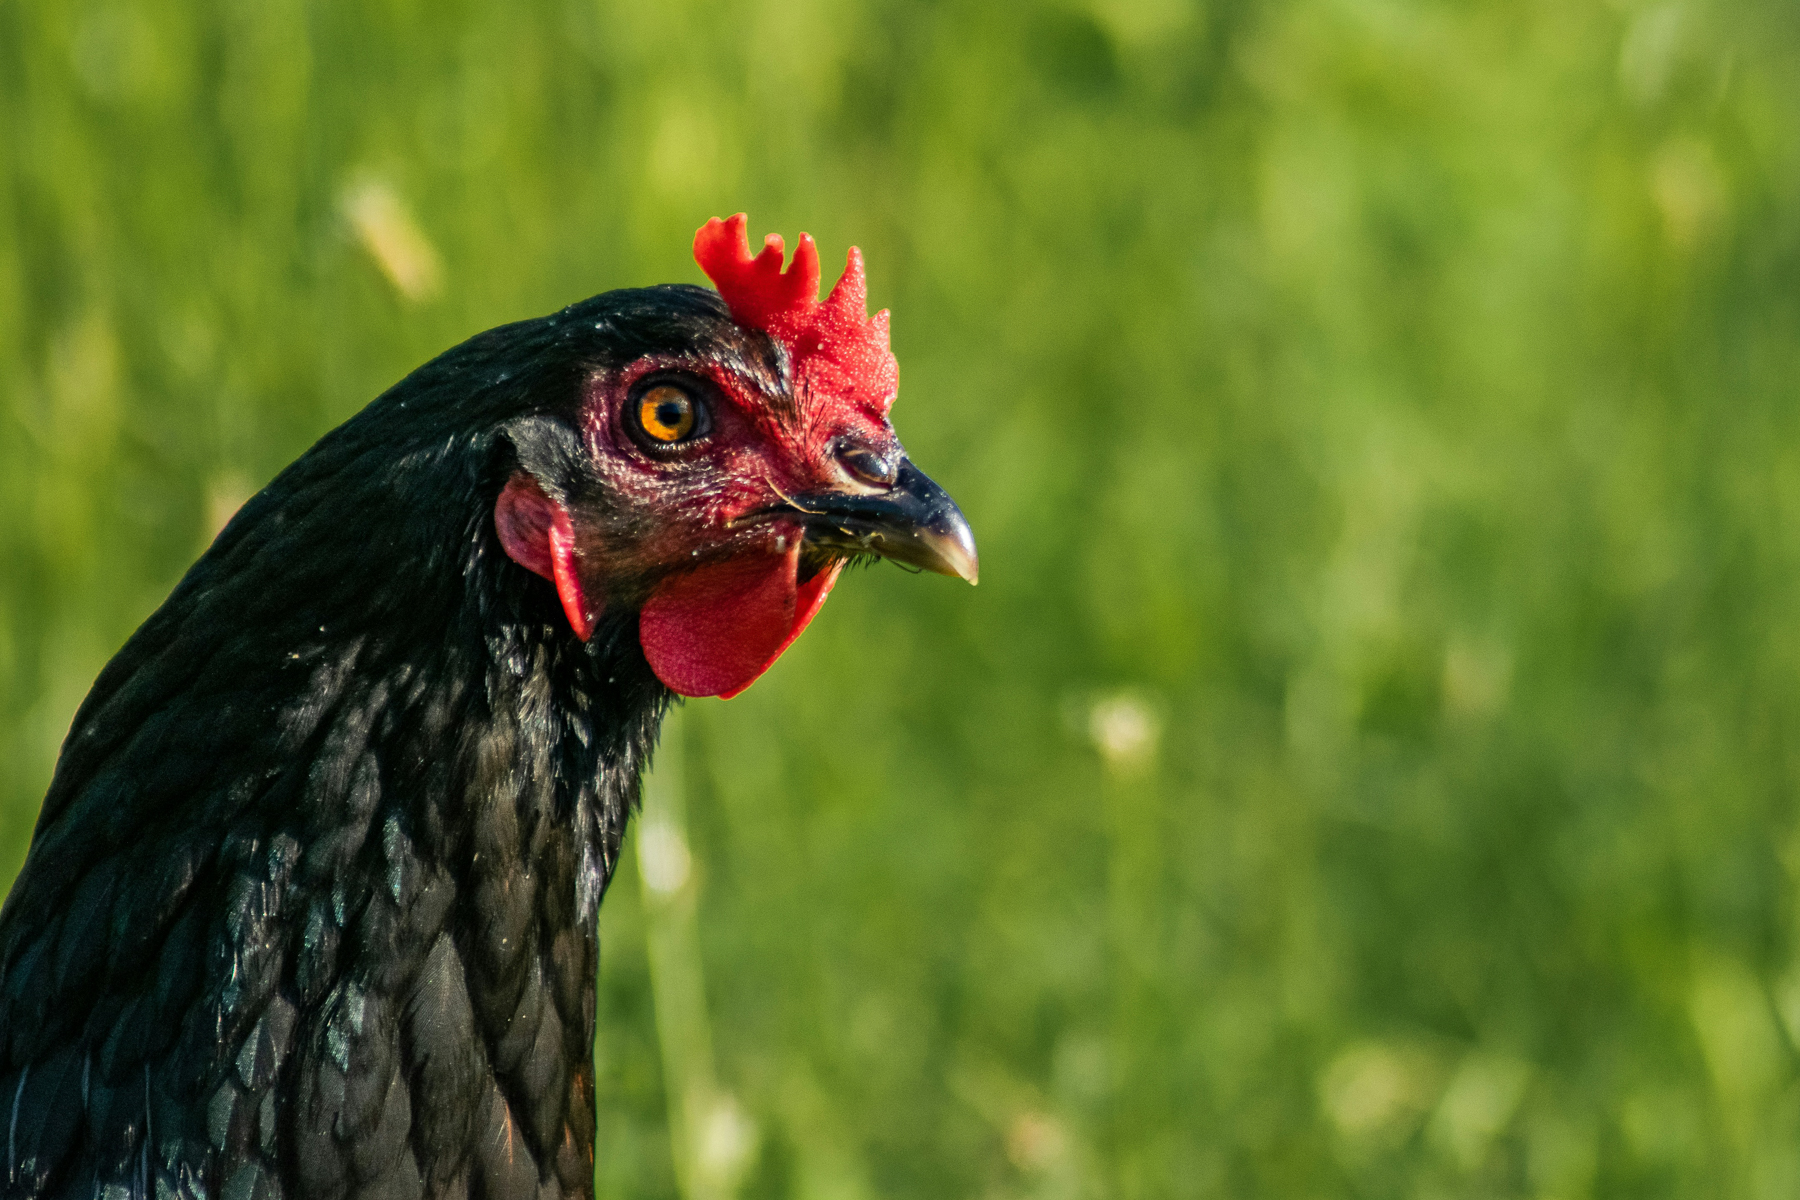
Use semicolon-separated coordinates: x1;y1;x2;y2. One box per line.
0;439;673;1195
214;506;674;1192
256;556;674;1192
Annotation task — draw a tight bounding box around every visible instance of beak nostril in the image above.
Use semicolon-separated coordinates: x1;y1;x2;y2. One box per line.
839;445;898;487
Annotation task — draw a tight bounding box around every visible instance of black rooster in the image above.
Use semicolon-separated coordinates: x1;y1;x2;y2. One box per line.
0;216;975;1200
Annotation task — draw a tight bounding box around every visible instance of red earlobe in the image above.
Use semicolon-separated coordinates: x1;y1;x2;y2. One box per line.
495;473;598;640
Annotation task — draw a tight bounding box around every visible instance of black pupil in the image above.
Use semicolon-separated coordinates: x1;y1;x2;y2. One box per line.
654;398;687;431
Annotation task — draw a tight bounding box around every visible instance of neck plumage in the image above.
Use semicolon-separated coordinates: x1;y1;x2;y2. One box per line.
0;419;670;1198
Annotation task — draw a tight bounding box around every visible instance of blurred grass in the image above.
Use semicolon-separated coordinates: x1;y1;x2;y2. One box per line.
6;0;1800;1195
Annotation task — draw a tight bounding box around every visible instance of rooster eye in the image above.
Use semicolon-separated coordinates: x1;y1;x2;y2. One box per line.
635;385;700;444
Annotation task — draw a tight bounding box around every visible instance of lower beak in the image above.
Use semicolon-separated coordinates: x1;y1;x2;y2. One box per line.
785;460;979;585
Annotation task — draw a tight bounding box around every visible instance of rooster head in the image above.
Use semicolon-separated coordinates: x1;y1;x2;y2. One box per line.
494;214;977;699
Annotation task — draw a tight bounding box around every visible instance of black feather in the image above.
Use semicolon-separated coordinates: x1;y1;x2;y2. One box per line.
0;285;751;1198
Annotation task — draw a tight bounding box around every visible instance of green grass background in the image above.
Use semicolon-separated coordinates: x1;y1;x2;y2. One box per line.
5;0;1800;1195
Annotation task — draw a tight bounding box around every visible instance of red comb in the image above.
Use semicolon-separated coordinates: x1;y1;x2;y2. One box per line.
694;214;898;417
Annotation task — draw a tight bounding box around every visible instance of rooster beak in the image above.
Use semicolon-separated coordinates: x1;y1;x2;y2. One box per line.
786;460;980;585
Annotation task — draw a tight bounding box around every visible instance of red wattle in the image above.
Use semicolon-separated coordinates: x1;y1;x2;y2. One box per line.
639;544;843;698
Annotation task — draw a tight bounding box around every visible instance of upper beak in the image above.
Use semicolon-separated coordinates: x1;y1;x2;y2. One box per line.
783;460;979;585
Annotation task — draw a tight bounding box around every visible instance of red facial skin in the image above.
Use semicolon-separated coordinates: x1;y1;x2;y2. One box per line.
498;215;902;698
496;350;901;698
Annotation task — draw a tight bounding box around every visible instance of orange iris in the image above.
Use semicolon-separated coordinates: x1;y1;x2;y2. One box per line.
638;385;696;442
